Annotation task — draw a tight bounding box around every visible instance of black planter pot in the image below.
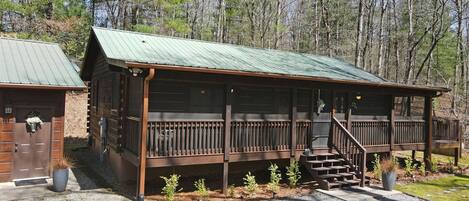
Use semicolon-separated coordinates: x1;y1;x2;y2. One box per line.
382;171;396;191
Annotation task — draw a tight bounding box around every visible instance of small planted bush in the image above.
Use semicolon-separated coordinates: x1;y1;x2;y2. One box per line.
194;178;209;200
227;184;236;198
418;163;425;175
161;174;181;201
431;160;439;172
372;153;382;180
267;163;281;195
404;157;417;177
286;160;301;187
243;172;259;197
381;158;398;174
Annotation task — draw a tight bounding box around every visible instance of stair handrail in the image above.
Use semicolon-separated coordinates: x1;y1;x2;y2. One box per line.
331;117;367;187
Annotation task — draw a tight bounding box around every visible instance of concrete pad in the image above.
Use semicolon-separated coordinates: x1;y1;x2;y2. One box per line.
0;169;129;201
316;186;421;201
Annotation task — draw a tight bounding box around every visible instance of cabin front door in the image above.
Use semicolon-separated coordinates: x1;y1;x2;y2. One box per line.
12;106;52;180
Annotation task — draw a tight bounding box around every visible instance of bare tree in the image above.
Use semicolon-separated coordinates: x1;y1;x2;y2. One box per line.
216;0;225;42
377;0;388;76
320;0;332;57
355;0;365;68
274;0;283;49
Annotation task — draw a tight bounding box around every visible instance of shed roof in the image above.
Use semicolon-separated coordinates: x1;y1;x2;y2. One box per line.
83;27;448;93
0;37;85;90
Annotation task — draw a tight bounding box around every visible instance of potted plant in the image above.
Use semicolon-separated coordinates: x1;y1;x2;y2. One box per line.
51;156;74;192
381;158;398;191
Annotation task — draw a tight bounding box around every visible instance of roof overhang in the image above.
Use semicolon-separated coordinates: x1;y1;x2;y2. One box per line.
125;61;450;96
0;83;86;91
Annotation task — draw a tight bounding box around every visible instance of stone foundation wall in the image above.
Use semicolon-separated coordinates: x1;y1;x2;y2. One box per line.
64;90;88;138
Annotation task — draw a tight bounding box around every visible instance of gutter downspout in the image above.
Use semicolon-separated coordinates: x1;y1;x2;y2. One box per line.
136;68;155;201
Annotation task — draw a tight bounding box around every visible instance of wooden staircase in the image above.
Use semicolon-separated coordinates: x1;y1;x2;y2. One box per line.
301;117;369;190
301;152;369;190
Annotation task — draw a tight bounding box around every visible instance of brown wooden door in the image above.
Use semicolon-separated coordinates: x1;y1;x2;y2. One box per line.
13;107;52;180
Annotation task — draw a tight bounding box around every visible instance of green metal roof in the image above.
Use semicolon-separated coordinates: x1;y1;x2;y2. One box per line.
91;27;386;83
0;37;85;89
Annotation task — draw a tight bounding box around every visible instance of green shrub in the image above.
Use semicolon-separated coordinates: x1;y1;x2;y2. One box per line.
418;163;425;175
404;157;417;177
267;163;281;194
227;184;235;198
286;160;301;187
372;153;382;179
194;178;209;200
441;159;455;174
243;172;259;197
161;174;181;201
431;160;439;172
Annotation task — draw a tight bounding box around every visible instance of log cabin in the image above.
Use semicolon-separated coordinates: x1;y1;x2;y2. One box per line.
81;27;461;200
0;38;85;182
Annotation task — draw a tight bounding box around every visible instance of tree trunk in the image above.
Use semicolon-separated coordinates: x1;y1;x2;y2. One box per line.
362;0;375;72
314;0;321;54
404;0;414;84
274;0;282;49
320;0;332;57
216;0;226;43
377;0;388;76
453;0;463;115
355;0;365;68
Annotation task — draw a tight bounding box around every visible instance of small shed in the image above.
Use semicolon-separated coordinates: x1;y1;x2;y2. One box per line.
0;38;85;182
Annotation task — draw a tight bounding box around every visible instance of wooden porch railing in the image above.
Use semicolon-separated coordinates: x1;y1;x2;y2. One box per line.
230;120;291;152
351;120;390;146
124;117;141;154
296;120;312;150
136;120;312;157
331;117;366;187
433;118;460;141
395;120;425;144
122;117;445;160
147;120;225;157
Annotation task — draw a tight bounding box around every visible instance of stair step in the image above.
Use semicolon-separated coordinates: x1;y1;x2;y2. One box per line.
337;172;356;177
305;160;324;164
305;158;344;164
329;166;347;170
311;167;331;171
318;174;342;179
345;179;361;185
311;165;347;172
323;159;344;163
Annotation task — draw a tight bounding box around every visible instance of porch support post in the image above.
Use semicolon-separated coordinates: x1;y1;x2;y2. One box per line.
346;93;352;131
136;69;155;201
291;88;298;160
389;95;395;156
328;91;336;149
308;89;316;150
455;120;461;166
424;96;433;171
222;84;232;194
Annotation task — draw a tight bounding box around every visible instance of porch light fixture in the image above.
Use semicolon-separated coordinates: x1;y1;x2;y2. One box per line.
356;95;362;100
129;68;143;77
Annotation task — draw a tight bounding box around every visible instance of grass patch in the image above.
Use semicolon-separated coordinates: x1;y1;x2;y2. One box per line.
396;175;469;201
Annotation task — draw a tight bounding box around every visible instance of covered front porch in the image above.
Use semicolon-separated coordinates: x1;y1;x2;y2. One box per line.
118;69;459;195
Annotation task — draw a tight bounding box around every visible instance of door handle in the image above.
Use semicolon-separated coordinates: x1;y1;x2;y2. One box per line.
14;144;18;152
